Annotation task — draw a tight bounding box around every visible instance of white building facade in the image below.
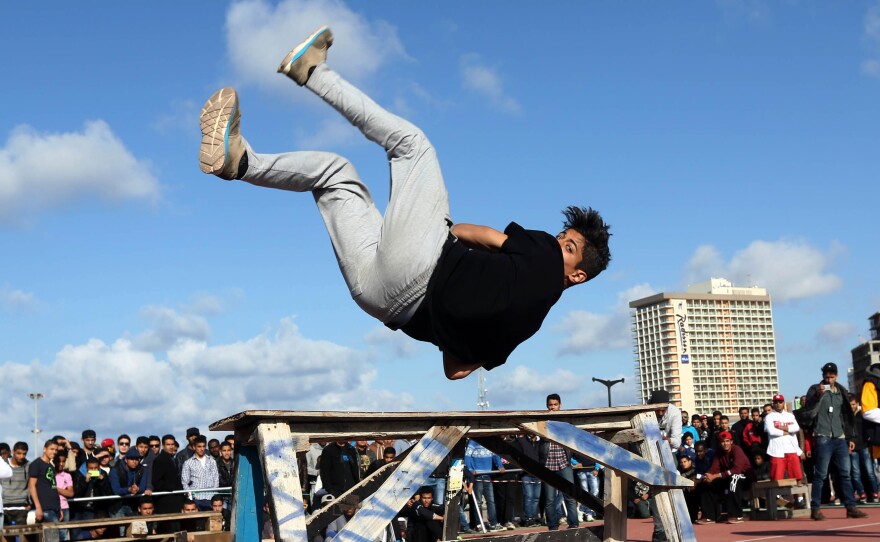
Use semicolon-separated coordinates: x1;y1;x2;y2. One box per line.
630;278;780;415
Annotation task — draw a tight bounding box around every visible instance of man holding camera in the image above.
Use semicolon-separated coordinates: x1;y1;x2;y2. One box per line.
802;362;867;520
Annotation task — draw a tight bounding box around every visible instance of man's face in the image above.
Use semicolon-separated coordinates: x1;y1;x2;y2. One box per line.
118;438;131;456
679;457;692;470
692;418;701;429
556;229;588;287
209;442;220;457
720;419;730;431
655;407;667;419
194;442;207;457
419;493;434;507
763;405;772;414
751;411;761;422
100;455;111;467
125;457;140;470
163;439;176;454
182;503;198;513
681;412;689;424
221;445;232;460
695;446;706;459
212;500;224;512
149;440;161;454
44;443;58;461
824;372;838;386
0;449;9;460
851;400;859;413
139;503;155;516
383;452;396;463
12;448;27;464
356;440;368;450
136;442;149;457
721;437;733;453
83;437;96;450
713;414;721;425
739;408;749;421
547;398;561;411
774;400;785;413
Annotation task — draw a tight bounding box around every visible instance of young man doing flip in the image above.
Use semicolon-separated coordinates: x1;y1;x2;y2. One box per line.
199;26;611;380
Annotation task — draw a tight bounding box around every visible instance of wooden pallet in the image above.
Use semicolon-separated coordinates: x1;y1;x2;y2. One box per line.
210;406;696;542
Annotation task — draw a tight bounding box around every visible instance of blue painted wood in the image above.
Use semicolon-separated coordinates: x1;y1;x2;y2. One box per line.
520;420;692;488
333;425;468;542
232;444;265;542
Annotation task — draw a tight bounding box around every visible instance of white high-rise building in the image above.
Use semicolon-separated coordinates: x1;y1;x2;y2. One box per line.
630;278;780;415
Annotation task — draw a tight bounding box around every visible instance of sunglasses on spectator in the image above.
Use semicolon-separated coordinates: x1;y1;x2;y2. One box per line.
118;441;131;446
150;444;160;448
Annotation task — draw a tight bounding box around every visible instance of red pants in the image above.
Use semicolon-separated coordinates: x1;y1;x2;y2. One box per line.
770;453;803;480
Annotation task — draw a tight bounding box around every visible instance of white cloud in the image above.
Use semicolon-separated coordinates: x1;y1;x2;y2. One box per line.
0;286;36;311
863;59;880;78
683;239;842;302
225;0;407;95
151;99;199;134
460;54;521;114
0;121;159;224
295;116;363;150
556;283;657;354
0;310;415;444
816;321;857;344
133;306;212;352
863;2;880;78
363;326;420;358
489;366;584;407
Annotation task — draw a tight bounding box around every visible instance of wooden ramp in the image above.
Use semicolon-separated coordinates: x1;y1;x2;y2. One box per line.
210;405;696;542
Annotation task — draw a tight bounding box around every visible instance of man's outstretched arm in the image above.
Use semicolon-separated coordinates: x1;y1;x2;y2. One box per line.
451;224;507;252
443;351;484;380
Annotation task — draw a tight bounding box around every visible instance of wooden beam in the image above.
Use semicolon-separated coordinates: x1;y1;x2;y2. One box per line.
470;526;603;542
519;421;691;488
334;425;469;542
609;428;644;444
602;469;628;542
256;423;308;542
631;412;697;542
231;442;264;542
475;436;604;515
441;489;464;541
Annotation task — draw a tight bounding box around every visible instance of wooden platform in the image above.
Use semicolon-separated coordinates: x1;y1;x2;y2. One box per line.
749;479;811;520
210;405;696;542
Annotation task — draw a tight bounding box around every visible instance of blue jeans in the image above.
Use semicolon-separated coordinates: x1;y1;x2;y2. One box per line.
543;466;579;530
472;475;497;526
576;470;600;516
521;475;540;521
811;436;856;509
850;448;879;495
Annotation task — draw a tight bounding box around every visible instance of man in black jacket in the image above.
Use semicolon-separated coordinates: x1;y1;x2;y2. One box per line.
511;434;541;526
151;435;184;533
803;362;867;520
320;442;360;497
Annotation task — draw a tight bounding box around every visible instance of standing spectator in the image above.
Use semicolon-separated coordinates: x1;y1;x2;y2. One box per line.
216;442;235;491
306;442;325;494
109;448;150;520
224;435;235;454
858;362;880;495
152;435;184;532
539;393;578;531
743;409;767;457
697;415;710;442
176;428;201;474
208;439;221;460
100;440;116;468
353;441;372;478
695;431;752;524
648;390;679;541
80;431;98;464
803;362;866;520
28;439;62;525
367;447;396;475
681;414;699;444
492;450;519;529
0;443;9;461
709;417;732;449
574;457;602;522
465;439;504;531
511;433;541;527
181;436;219;511
0;448;13;532
319;441;360;498
1;442;30;526
730;408;751;447
764;394;803;483
367;440;394;463
849;396;879;503
55;450;74;539
72;456;112;522
114;435;132;469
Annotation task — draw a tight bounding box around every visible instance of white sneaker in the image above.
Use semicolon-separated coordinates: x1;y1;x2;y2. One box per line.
584;514;594;522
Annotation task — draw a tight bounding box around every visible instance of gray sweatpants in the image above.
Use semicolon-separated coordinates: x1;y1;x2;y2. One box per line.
241;64;452;324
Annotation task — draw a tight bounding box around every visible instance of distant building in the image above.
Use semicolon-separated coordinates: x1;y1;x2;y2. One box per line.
630;278;780;415
851;312;880;394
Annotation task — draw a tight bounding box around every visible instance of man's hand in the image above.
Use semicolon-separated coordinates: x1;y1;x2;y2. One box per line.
144;489;153;496
849;441;855;453
450;224;507;252
443;352;483;380
704;472;720;483
35;507;44;522
129;484;139;495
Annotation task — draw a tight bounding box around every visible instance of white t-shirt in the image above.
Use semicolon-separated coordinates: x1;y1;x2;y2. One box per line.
764;410;802;457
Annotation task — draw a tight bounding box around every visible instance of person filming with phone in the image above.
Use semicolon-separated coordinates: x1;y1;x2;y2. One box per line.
802;362;867;520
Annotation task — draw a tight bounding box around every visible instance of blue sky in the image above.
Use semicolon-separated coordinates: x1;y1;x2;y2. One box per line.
1;0;879;445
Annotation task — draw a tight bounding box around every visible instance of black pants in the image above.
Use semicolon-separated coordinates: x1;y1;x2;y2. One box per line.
698;477;750;521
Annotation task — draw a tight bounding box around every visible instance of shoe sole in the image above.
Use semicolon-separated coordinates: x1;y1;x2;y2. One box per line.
199;87;238;176
277;25;332;75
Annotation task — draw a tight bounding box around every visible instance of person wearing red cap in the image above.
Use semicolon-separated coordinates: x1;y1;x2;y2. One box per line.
695;431;753;524
764;394;804;484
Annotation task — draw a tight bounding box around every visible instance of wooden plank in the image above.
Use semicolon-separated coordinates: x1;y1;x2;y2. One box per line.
334;424;469;542
603;469;628;542
475;436;604;515
519;421;691;489
442;489;464;541
632;412;697;542
231;442;264;542
305;448;412;539
609;428;644;444
470;526;603;542
256;423;307;542
43;511;219;530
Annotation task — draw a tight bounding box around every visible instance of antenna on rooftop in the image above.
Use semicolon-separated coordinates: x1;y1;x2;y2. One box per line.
477;368;489;410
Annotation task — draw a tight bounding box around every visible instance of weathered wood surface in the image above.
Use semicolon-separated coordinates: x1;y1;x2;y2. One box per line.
602;469;628;542
475;436;604;515
257;424;308;542
442;489;464;541
334;425;469;542
632;412;697;542
520;421;692;489
471;526;603;542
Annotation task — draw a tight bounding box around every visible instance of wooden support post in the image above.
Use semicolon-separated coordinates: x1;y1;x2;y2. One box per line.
476;436;604;514
632;412;697;542
520;420;691;488
602;469;628;542
256;423;308;542
231;442;265;542
334;424;469;542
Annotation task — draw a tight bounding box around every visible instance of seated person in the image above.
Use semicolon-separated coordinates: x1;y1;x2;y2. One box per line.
325;496;359;539
629;481;652;519
678;449;700;522
211;495;231;532
180;499;203;542
135;496;158;535
696;431;754;524
411;487;444;542
752;452;771;481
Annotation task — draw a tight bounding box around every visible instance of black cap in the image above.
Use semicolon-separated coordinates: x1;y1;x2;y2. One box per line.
82;429;97;439
822;362;838;375
186;427;200;437
648;390;670;405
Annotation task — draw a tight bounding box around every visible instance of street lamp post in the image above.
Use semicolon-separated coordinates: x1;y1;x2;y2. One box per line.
592;377;625;408
29;392;44;453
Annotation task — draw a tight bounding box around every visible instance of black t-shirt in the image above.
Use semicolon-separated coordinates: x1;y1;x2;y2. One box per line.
399;222;564;368
28;458;61;512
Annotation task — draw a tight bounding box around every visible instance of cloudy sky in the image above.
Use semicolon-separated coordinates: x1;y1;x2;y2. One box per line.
1;0;878;446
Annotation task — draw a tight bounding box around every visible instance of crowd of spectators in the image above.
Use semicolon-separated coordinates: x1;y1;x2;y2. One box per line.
0;428;234;538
